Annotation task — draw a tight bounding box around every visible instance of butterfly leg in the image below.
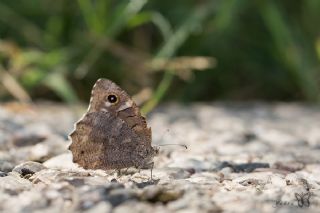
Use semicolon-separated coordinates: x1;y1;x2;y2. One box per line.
110;169;117;174
135;162;154;180
123;167;130;175
117;169;122;177
147;162;154;180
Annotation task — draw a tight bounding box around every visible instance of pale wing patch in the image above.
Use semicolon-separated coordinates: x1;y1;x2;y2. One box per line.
118;100;134;112
104;102;112;107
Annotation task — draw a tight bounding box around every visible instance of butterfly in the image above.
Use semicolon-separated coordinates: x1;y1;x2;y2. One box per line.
68;79;158;177
294;192;311;207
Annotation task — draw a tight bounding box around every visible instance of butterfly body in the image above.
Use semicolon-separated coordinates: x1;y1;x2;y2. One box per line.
69;79;157;170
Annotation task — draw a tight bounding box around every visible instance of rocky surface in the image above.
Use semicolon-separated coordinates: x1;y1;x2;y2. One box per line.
0;101;320;213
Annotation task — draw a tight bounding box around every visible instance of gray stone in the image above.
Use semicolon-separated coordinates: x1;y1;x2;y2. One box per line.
12;161;46;177
83;202;112;213
29;135;68;162
167;158;216;172
0;160;15;173
140;185;183;203
167;191;221;213
0;171;7;177
113;201;167;213
43;152;78;170
0;173;32;193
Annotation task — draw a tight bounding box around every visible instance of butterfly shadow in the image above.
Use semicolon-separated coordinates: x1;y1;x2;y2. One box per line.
109;168;160;188
132;179;160;188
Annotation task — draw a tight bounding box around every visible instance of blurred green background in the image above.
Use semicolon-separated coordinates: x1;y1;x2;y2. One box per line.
0;0;320;113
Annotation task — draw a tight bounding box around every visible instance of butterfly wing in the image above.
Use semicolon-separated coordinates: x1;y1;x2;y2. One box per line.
69;78;156;170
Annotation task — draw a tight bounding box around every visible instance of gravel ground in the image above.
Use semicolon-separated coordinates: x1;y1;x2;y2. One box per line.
0;102;319;213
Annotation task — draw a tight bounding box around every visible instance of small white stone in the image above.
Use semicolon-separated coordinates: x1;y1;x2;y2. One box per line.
43;153;78;170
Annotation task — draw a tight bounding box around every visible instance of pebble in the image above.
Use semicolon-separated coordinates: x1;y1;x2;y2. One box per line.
0;174;33;193
0;160;15;173
12;161;47;177
140;185;184;203
84;202;112;213
43;152;78;170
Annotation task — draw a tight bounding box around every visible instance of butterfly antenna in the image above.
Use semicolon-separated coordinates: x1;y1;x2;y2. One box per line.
157;144;188;149
157;129;188;149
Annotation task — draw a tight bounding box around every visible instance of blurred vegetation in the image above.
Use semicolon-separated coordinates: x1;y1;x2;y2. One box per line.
0;0;320;113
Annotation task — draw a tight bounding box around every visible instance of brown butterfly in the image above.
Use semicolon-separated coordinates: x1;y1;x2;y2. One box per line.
68;79;158;176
